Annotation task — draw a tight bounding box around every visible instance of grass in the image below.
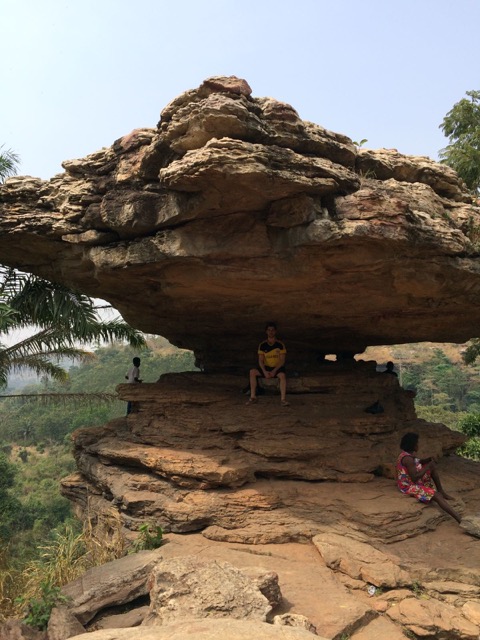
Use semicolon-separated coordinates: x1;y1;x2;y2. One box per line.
0;504;127;623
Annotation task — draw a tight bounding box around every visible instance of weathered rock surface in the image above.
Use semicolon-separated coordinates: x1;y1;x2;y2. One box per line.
44;528;479;640
142;557;272;626
1;76;480;370
272;613;317;634
61;549;163;624
0;620;46;640
55;363;480;640
386;596;480;639
69;619;323;639
62;367;471;545
47;607;84;640
313;533;411;588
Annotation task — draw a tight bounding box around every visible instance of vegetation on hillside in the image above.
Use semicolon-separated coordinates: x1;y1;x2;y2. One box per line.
368;344;480;460
0;340;196;622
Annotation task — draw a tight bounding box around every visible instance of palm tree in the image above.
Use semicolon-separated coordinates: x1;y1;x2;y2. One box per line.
0;146;20;182
0;267;146;389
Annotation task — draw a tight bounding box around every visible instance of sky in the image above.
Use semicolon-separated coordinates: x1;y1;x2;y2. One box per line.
1;0;480;181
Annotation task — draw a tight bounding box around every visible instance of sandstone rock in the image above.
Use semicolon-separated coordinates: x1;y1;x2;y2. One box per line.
115;532;374;640
0;620;46;640
386;596;480;639
463;601;480;626
239;567;282;608
350;615;408;640
89;606;149;630
272;613;317;633
61;549;163;624
423;580;480;604
62;370;469;545
142;557;271;626
1;77;480;371
68;618;323;639
47;607;84;640
312;533;411;588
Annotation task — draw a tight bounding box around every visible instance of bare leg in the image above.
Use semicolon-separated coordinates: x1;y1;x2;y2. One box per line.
277;372;288;403
432;493;462;523
430;466;454;500
248;369;260;399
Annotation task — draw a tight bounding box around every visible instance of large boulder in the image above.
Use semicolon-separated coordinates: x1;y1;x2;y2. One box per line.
1;76;480;371
68;618;324;639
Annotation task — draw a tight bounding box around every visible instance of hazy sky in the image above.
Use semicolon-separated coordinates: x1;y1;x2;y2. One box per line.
1;0;479;180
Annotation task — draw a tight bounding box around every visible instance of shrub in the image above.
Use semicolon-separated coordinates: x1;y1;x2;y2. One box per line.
17;580;69;630
132;523;164;552
458;413;480;438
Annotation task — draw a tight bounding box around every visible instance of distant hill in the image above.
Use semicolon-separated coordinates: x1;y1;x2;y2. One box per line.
359;342;467;366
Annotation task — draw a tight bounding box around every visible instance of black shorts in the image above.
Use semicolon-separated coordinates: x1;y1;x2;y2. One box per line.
257;365;286;377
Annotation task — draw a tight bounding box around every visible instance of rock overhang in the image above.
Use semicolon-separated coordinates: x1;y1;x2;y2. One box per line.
1;75;480;371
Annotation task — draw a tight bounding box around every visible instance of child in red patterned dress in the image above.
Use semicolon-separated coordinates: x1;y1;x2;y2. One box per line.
396;432;461;523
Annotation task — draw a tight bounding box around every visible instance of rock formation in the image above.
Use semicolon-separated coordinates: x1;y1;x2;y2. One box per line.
2;77;480;639
1;75;480;371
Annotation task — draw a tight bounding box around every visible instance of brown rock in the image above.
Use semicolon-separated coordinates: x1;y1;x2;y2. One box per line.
239;567;282;608
463;601;480;626
272;613;317;633
69;618;324;639
62;370;469;546
350;616;407;640
90;606;149;630
142;557;271;626
386;596;480;639
61;549;163;624
313;533;411;588
46;607;84;640
113;532;373;640
1;77;480;371
0;620;46;640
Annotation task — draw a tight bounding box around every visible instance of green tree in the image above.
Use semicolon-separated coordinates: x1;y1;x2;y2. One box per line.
439;89;480;193
0;267;146;389
0;341;196;445
462;339;480;366
0;452;23;541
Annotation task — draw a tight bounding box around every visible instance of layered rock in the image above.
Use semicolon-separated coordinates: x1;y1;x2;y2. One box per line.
61;366;472;546
1;76;480;370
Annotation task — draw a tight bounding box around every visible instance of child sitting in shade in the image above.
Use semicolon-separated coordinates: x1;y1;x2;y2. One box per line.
396;432;461;523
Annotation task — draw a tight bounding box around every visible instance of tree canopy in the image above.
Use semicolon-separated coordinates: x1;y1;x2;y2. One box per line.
439;89;480;194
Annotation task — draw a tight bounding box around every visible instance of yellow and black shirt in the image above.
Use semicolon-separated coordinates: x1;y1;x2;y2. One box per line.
258;340;286;369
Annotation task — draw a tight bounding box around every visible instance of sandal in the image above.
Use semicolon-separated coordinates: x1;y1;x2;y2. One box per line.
281;400;290;407
246;397;258;405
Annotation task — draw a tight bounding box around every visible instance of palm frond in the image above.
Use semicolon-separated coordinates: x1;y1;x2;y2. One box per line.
0;355;70;386
0;303;19;333
0;147;20;183
0;392;118;405
0;262;146;388
1;329;94;360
